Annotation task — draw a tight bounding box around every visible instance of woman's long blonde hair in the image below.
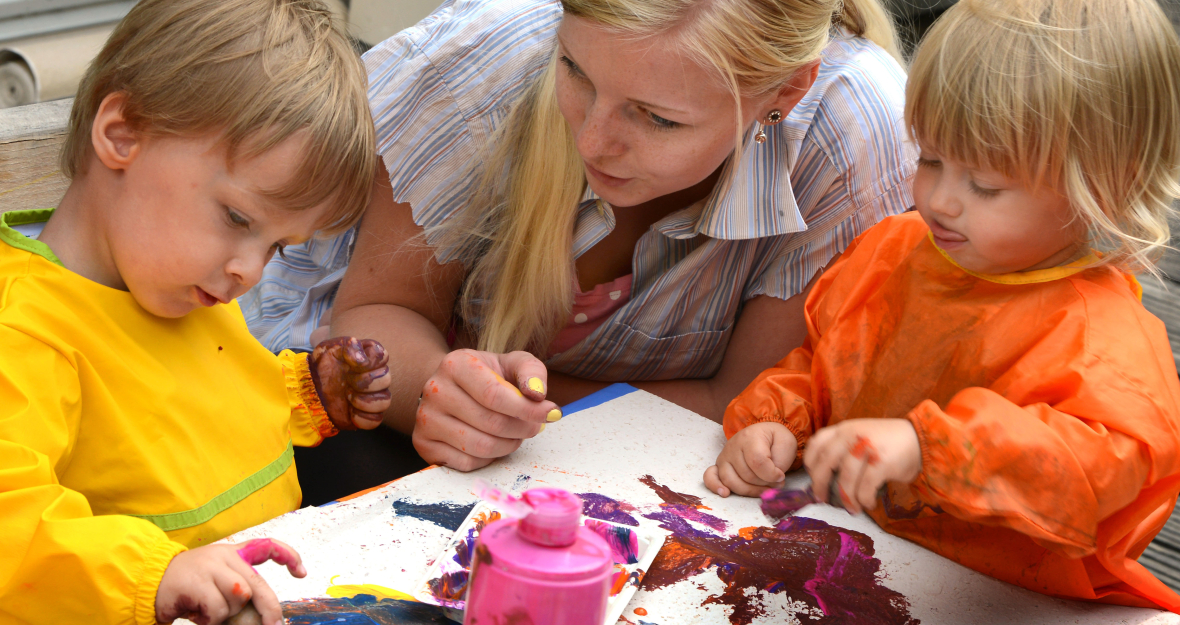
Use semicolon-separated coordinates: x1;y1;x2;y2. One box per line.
907;0;1180;274
437;0;900;354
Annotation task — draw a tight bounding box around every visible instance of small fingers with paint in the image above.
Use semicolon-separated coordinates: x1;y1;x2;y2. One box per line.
802;426;842;505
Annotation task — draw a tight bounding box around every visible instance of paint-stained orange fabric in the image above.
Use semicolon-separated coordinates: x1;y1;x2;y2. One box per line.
724;212;1180;612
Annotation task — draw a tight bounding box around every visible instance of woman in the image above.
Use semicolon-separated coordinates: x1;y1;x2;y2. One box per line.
245;0;915;478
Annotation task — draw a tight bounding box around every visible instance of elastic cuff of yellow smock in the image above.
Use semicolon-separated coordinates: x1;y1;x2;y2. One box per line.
289;353;338;441
133;538;188;625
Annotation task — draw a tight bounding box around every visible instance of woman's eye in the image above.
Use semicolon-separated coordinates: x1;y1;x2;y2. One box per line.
225;207;250;228
648;111;680;130
559;55;584;79
968;181;1001;198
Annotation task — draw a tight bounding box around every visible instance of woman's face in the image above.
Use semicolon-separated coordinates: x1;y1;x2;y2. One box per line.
555;15;765;208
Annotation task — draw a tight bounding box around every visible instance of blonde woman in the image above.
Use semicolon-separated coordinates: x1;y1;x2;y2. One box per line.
246;0;915;476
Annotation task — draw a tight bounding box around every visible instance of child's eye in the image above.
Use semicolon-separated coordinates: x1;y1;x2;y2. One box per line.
917;157;940;169
968;180;1001;198
647;111;680;130
270;242;287;260
224;207;250;229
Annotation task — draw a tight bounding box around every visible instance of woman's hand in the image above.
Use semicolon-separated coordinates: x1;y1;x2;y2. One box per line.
155;538;305;625
310;337;392;431
703;422;798;497
803;418;921;514
414;349;561;471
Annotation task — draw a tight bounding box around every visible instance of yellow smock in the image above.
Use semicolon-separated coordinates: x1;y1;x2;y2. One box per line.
0;209;338;624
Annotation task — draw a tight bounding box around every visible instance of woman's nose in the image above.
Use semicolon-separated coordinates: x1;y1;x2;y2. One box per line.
575;103;626;160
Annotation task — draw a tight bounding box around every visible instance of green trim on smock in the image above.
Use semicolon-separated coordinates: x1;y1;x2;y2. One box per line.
129;440;295;532
0;208;62;267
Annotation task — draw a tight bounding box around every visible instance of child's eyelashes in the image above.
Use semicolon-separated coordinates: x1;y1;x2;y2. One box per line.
271;242;288;260
968;181;1001;198
224;206;250;229
916;157;941;169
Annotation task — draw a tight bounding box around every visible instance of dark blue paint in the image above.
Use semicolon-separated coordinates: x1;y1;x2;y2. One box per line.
390;499;477;531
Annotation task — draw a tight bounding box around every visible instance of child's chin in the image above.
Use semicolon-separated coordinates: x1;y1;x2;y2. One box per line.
132;293;198;319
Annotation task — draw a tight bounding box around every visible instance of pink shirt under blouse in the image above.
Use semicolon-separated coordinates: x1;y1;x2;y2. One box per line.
548;273;634;356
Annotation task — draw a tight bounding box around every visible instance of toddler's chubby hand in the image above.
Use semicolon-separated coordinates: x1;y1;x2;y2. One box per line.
155;538;305;625
804;418;921;514
704;422;798;498
310;336;392;431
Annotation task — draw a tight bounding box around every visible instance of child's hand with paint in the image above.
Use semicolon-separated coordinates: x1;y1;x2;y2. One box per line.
155;538;305;625
310;336;392;430
803;419;921;514
704;421;797;497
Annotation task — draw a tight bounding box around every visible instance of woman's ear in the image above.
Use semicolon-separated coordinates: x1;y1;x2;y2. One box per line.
767;60;821;117
90;92;141;171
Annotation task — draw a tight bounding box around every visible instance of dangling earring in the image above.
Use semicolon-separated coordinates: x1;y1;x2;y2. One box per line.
754;109;784;144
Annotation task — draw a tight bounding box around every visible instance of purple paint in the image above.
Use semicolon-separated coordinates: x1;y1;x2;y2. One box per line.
585;518;640;565
578;492;640;527
760;486;819;519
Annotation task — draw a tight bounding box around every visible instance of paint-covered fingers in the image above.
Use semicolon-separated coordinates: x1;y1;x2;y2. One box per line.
802;426;841;506
309;336;391;431
706;423;793;498
499;350;550;402
412;402;525;471
803;419;923;513
446;349;559;425
155;542;293;625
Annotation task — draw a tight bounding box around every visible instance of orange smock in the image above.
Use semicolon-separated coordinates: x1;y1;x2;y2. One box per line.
0;209;337;625
725;211;1180;611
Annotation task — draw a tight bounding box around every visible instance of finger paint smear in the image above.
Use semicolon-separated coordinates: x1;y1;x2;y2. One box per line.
282;595;454;625
426;510;501;605
635;476;919;625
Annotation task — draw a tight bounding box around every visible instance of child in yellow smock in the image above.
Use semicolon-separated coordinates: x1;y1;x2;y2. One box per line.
0;1;393;624
705;0;1180;612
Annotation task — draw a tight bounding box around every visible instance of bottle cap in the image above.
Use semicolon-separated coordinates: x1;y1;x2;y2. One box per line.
518;488;583;547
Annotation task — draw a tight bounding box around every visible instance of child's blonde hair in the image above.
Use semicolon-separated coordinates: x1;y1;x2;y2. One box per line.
62;0;375;234
439;0;901;354
907;0;1180;273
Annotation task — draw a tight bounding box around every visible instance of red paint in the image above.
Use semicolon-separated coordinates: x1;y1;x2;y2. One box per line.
633;607;648;615
849;436;879;465
217;346;223;352
231;582;247;598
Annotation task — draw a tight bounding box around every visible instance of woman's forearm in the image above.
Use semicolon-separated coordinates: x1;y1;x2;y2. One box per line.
330;303;450;434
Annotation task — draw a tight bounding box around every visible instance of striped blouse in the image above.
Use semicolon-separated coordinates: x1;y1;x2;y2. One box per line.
241;0;916;382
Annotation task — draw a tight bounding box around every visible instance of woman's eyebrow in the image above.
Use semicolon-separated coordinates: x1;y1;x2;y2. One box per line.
558;36;690;117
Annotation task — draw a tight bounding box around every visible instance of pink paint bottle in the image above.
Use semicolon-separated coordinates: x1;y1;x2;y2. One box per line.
463;488;612;625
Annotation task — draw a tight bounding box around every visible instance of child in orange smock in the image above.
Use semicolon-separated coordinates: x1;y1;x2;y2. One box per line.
704;0;1180;612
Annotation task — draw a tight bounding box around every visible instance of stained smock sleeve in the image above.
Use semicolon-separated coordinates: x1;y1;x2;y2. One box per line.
278;349;337;447
0;325;186;625
903;287;1180;559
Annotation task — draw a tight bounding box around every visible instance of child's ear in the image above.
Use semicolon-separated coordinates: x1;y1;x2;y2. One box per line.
91;92;141;171
768;59;821;117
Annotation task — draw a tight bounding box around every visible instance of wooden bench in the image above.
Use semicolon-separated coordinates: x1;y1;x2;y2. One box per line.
0;98;71;214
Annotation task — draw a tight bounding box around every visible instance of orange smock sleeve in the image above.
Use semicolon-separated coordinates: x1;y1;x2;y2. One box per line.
0;325;186;625
279;349;338;447
902;291;1180;563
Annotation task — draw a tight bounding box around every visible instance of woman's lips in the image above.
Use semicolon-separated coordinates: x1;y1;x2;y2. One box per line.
929;221;967;249
195;287;222;307
584;162;631;187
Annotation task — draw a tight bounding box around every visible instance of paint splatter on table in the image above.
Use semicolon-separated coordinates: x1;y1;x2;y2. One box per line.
207;389;1179;625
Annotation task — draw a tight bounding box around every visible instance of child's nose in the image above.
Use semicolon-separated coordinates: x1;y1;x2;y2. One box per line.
226;255;266;291
926;177;961;218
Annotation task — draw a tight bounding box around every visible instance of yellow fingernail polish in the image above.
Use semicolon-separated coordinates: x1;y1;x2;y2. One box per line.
546;409;562;422
527;377;544;394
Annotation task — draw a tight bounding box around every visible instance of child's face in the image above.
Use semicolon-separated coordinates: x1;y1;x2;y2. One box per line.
105;132;328;318
912;149;1085;274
